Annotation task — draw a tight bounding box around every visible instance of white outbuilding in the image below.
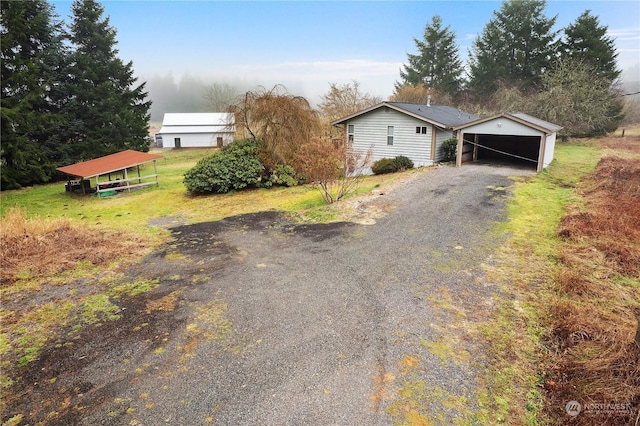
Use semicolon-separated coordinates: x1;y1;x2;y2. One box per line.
157;113;235;148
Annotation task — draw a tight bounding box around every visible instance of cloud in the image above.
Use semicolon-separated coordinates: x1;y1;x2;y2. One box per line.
607;27;640;41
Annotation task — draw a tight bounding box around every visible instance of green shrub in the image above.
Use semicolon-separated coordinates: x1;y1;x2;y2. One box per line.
371;156;415;175
262;164;299;188
441;138;458;162
184;140;265;193
371;158;397;174
392;155;414;170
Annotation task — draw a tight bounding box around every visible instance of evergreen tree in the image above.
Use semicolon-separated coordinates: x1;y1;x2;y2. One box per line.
562;10;620;83
397;15;464;96
62;0;150;163
468;0;559;94
1;0;62;189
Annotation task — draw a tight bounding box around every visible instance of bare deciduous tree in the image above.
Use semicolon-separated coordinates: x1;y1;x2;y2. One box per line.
532;58;623;136
319;80;380;123
202;82;242;112
294;138;371;204
390;83;454;106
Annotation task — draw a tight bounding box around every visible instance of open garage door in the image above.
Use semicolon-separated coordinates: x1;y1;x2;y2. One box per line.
453;113;562;173
462;133;540;169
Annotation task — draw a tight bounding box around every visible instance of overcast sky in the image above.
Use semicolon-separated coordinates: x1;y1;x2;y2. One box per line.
51;0;640;103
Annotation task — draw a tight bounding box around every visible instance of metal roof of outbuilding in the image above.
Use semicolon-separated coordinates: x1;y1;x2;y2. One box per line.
161;113;234;126
57;150;162;179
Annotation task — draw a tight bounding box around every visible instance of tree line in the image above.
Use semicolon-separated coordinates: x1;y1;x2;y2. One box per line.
1;0;150;190
392;0;624;136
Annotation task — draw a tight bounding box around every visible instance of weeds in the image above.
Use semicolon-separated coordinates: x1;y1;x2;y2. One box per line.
544;155;640;425
479;140;601;425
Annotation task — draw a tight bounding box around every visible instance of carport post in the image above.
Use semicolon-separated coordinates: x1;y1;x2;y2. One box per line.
456;131;463;167
537;134;547;172
473;134;479;162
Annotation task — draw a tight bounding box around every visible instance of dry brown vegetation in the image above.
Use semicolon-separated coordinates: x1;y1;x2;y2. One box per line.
546;138;640;425
0;208;147;286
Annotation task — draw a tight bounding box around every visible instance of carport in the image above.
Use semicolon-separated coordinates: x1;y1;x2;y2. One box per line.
57;150;162;196
453;113;562;172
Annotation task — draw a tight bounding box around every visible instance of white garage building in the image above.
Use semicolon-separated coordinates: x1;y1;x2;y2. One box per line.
157;113;235;148
454;112;562;172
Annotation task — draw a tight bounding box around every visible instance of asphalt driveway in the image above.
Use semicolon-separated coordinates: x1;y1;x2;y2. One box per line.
8;164;534;425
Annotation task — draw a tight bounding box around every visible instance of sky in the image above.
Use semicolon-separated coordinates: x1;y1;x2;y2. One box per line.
51;0;640;104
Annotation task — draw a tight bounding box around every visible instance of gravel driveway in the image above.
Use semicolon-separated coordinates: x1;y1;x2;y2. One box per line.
8;164;534;425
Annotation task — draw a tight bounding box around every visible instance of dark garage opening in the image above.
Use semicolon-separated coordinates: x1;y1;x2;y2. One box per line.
463;133;540;169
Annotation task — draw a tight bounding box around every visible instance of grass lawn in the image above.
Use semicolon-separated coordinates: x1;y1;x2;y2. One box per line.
0;148;404;235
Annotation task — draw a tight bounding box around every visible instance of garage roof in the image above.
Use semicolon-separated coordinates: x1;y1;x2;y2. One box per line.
57;150;163;179
332;101;479;129
454;112;562;134
158;113;235;135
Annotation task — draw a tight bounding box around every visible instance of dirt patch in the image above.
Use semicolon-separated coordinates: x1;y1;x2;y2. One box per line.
147;214;188;228
1;211;361;425
3;288;188;424
598;134;640;153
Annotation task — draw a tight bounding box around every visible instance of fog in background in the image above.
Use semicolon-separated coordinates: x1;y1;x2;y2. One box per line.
143;73;332;123
145;74;225;123
144;63;640;125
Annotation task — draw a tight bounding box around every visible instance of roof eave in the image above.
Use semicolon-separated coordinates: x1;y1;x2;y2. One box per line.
331;101;450;128
453;113;562;134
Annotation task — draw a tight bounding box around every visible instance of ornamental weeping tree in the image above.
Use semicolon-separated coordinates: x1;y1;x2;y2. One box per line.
229;85;320;170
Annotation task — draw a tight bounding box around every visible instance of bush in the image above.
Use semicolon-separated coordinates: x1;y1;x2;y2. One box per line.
392;155;414;170
262;164;298;188
441;138;458;162
371;158;396;174
371;156;415;175
184;140;265;193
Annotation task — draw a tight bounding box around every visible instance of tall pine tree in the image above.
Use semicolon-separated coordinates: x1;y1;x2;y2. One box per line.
397;15;464;96
62;0;150;163
468;0;559;94
562;10;620;83
1;0;63;189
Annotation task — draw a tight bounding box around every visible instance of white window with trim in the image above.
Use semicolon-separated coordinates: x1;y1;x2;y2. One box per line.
387;126;394;145
348;124;354;142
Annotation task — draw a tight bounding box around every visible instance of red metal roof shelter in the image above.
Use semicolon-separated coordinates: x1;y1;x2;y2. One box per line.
57;150;162;196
